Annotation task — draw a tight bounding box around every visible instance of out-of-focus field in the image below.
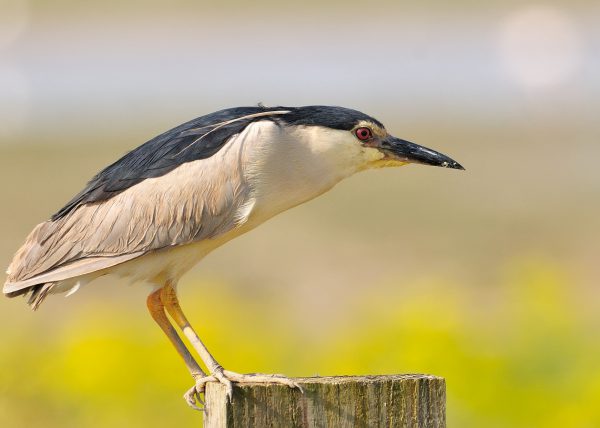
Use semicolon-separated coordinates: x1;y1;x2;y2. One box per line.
1;1;600;427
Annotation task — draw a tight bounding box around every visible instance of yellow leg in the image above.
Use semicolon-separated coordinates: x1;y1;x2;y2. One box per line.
161;283;224;374
147;288;213;409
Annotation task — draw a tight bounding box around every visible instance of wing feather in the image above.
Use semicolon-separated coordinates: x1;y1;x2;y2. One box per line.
4;123;259;295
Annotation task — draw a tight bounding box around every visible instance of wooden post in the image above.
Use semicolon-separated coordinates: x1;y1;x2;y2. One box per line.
204;374;445;428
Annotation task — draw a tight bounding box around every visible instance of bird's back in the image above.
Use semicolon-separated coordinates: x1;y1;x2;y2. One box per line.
3;107;281;307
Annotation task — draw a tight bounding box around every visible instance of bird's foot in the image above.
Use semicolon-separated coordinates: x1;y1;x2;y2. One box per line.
183;369;302;409
219;370;303;399
183;374;216;411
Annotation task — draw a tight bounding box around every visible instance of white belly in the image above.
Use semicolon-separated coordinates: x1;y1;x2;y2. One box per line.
51;217;255;299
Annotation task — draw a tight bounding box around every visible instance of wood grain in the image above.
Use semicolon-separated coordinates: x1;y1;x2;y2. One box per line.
204;374;445;428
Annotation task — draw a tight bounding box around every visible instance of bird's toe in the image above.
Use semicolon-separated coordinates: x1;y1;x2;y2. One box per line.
183;374;218;411
183;385;204;411
182;369;302;409
222;370;303;393
212;369;234;401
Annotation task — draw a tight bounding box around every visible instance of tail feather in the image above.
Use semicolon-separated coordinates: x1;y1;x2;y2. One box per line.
4;282;56;310
27;283;55;310
4;287;28;299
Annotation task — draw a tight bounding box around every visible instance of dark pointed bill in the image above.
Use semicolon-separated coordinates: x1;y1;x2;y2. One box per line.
381;136;465;170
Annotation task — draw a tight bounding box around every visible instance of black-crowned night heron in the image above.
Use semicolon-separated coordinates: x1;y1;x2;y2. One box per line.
3;105;463;409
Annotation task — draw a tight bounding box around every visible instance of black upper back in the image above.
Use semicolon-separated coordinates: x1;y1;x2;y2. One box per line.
51;105;383;220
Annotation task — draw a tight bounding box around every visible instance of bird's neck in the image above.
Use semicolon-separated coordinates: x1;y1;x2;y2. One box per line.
242;121;364;224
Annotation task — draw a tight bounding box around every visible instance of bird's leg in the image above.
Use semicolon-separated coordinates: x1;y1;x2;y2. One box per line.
160;283;231;394
161;282;301;401
146;289;215;410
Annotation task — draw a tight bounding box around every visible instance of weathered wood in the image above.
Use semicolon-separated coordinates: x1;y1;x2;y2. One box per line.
204;375;445;428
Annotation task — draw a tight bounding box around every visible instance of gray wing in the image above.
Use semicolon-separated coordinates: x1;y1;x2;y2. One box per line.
4;141;251;294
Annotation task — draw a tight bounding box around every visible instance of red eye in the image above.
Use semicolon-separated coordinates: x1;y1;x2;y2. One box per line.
355;127;372;141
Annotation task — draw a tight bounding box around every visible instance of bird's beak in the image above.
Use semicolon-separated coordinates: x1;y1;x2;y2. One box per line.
380;136;465;170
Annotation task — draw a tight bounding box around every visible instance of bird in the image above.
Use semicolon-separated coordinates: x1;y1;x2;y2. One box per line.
3;105;463;409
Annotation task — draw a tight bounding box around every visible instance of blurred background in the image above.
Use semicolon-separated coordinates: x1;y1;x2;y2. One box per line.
1;0;599;426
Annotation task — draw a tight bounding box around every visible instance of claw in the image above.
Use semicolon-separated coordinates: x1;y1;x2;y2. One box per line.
183;385;204;411
212;368;234;401
182;371;301;410
183;374;217;411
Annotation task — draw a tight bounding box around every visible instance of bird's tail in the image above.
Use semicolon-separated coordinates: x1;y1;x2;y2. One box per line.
4;282;56;310
4;220;58;309
5;205;148;309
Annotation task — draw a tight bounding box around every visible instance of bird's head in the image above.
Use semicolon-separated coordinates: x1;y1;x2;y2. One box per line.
275;106;464;175
348;119;464;171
